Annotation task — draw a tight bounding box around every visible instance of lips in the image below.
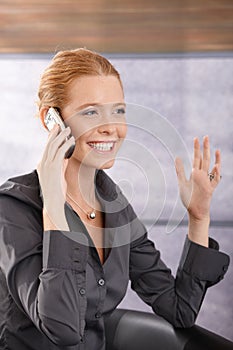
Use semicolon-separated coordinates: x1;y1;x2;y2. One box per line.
87;141;116;152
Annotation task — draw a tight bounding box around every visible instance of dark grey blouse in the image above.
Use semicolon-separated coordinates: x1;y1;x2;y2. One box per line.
0;170;230;350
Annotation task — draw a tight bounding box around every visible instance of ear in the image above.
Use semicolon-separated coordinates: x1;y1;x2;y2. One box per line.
39;106;50;130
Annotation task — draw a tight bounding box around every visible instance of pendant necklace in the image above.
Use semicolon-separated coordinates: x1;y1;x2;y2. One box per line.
66;192;96;220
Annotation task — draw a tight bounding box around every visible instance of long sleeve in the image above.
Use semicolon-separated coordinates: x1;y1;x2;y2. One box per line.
128;208;230;328
0;195;88;346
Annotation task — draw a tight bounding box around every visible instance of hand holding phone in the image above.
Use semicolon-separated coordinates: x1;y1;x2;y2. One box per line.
44;107;75;158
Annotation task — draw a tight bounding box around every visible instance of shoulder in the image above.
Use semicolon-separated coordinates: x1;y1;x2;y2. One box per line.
0;170;42;212
0;171;43;245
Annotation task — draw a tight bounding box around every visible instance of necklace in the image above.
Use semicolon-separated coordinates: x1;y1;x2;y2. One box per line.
66;192;96;220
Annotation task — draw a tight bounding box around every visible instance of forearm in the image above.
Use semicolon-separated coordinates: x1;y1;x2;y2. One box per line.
130;229;230;329
188;215;210;248
8;229;87;346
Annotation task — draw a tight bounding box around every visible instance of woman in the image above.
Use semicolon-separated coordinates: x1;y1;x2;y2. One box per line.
0;48;230;350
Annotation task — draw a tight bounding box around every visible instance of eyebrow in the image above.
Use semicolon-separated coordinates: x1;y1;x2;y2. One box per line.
75;102;126;111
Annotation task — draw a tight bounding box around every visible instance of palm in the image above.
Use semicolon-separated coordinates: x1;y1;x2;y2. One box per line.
175;136;221;221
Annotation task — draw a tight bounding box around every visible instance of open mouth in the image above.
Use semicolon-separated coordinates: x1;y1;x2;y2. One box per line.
87;141;116;152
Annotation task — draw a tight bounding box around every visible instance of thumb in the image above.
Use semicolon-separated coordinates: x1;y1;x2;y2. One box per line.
63;159;69;172
175;157;186;183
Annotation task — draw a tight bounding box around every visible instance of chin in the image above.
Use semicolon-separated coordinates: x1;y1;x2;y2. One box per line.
99;159;115;169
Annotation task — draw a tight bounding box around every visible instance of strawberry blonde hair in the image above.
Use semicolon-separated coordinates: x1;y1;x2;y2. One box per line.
37;48;123;112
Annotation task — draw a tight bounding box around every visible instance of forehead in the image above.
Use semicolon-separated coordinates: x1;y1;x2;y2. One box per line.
67;75;124;107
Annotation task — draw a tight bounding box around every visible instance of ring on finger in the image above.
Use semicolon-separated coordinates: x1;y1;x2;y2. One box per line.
208;173;215;181
208;173;222;181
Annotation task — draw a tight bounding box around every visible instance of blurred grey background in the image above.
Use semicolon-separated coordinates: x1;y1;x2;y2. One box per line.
1;0;233;343
0;54;232;341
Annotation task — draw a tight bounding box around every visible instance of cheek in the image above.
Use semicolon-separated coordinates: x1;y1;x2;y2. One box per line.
65;116;94;140
73;136;88;154
119;122;127;139
69;123;89;140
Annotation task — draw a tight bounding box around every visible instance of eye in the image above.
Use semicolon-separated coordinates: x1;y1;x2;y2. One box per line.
113;107;126;115
82;108;98;117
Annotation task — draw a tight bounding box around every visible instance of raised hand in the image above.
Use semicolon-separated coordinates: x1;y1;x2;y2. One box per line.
175;136;221;246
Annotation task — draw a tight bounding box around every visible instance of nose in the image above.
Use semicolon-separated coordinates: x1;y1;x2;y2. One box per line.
97;121;117;135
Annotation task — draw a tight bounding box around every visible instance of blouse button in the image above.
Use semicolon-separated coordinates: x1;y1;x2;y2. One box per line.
98;278;105;286
79;288;86;296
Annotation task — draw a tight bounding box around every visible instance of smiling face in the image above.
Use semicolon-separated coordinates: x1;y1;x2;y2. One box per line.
61;75;127;169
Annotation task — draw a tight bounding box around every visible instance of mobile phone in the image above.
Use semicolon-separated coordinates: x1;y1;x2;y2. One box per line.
44;107;75;159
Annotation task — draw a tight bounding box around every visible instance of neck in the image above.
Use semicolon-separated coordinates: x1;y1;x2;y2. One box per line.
65;158;97;206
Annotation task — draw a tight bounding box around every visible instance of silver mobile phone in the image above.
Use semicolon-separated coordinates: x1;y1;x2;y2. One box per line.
44;107;75;158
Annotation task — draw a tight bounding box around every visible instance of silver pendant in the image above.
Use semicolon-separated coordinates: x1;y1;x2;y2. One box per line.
88;211;96;220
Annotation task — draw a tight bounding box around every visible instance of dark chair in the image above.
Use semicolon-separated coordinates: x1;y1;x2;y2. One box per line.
105;309;233;350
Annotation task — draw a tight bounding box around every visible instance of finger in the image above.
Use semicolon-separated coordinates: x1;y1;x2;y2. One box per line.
192;137;201;169
47;127;72;161
199;155;203;170
209;150;221;183
49;123;60;133
209;150;221;174
47;124;61;141
175;157;187;184
215;149;221;172
202;135;210;172
214;163;221;182
55;136;76;162
209;163;221;184
41;124;61;161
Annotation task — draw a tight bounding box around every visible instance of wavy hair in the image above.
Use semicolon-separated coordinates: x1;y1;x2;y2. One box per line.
37;48;123;112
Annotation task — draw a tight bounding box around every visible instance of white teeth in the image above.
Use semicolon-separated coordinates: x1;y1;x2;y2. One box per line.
88;142;114;151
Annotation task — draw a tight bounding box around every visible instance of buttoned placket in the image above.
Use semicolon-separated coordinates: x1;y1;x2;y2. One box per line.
73;245;87;343
65;170;119;343
95;276;106;319
88;248;107;321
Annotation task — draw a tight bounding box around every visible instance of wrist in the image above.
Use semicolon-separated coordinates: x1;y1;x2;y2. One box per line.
188;215;210;247
188;213;210;225
43;206;69;231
